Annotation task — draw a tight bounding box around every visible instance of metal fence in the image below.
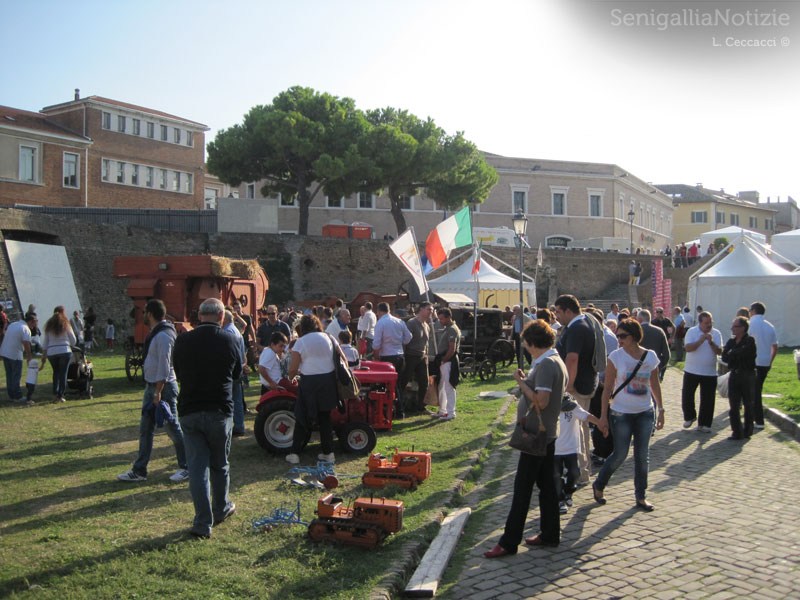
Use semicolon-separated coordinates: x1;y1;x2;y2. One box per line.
15;206;217;233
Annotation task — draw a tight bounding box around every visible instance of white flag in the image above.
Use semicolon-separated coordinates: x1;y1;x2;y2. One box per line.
389;227;429;294
537;242;543;268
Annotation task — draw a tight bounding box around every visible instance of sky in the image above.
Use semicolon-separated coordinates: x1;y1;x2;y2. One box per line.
2;0;798;203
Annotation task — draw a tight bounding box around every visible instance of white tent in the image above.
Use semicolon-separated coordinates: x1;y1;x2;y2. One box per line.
688;240;800;346
698;226;766;248
428;258;536;307
770;229;800;264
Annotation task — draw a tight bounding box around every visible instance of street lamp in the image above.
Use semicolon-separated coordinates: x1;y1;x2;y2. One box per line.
512;212;528;369
628;208;636;254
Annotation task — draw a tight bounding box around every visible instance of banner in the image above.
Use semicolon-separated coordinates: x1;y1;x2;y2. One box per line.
389;227;429;294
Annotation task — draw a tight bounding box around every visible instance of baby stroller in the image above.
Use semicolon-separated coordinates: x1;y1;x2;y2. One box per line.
67;345;94;399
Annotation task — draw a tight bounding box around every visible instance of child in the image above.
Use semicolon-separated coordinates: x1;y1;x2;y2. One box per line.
555;394;600;513
258;332;296;395
25;358;39;406
338;330;360;368
105;319;115;352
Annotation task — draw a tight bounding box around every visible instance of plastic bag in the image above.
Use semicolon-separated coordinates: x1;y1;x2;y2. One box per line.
717;372;730;398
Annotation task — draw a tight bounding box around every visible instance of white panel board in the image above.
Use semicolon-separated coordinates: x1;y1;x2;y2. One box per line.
5;240;82;316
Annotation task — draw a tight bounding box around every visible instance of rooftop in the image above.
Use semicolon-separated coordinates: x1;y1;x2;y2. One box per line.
0;105;91;143
41;95;209;130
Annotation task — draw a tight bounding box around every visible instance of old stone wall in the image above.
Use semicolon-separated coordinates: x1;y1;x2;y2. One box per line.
0;208;698;338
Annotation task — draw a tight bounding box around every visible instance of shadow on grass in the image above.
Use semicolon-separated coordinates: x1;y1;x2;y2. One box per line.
0;425;140;461
0;529;190;597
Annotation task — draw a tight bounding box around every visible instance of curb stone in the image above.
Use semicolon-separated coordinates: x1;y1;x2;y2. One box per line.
765;406;800;443
368;393;515;600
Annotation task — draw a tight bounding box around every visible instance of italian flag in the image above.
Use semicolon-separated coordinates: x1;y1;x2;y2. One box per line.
422;206;472;274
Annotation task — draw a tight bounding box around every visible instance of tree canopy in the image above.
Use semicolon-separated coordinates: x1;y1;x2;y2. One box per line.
207;87;497;236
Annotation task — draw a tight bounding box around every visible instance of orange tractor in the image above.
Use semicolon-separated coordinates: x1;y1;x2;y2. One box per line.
362;450;432;491
308;493;403;548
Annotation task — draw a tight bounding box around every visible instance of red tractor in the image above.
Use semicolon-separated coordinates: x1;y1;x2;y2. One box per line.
254;361;397;454
362;450;432;491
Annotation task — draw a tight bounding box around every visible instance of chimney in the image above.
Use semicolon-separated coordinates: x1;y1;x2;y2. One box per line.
74;88;80;100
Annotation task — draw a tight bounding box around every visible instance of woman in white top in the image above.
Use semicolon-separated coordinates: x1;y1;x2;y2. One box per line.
593;318;665;511
285;314;341;465
41;306;77;403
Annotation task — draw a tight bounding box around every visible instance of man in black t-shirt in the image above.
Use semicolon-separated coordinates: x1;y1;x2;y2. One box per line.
256;304;291;350
554;294;597;485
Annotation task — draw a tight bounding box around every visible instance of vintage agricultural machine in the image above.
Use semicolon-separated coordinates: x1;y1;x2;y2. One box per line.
254;361;397;454
307;493;403;548
113;255;268;381
362;450;432;491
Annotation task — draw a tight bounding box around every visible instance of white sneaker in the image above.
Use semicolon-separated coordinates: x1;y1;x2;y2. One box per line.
440;414;455;421
169;468;190;482
683;419;695;429
696;426;711;433
318;452;335;463
285;453;300;464
754;423;765;430
117;470;146;482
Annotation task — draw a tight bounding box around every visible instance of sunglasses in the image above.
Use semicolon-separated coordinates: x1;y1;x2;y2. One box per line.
616;333;630;339
266;312;276;315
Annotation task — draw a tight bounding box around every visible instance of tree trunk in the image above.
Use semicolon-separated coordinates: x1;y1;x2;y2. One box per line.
296;172;311;235
388;189;408;236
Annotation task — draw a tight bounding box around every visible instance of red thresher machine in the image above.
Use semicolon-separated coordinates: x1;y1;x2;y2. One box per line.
113;255;268;381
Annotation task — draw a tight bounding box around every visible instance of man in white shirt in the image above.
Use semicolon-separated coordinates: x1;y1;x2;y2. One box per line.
749;302;778;429
681;311;722;432
325;309;351;339
605;303;620;323
357;302;377;358
372;302;411;418
0;314;36;402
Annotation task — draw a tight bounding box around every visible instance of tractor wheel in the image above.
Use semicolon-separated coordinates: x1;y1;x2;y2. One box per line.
254;398;305;454
338;421;377;454
124;345;143;382
478;359;497;381
488;339;515;367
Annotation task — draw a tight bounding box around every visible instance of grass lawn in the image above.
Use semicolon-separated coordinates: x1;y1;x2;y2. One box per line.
0;351;515;599
761;348;800;422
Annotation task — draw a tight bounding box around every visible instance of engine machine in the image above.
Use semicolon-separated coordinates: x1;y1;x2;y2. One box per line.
307;493;403;549
362;450;432;491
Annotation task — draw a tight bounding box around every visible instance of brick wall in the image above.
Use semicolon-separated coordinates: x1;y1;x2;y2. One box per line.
0;142;85;207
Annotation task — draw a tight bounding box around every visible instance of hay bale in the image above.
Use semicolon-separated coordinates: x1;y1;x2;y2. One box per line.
229;259;260;280
210;256;232;277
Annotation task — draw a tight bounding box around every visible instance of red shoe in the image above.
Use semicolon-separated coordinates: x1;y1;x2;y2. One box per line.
483;544;513;558
525;535;559;547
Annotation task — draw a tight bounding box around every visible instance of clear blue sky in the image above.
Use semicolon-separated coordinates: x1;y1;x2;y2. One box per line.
2;0;798;202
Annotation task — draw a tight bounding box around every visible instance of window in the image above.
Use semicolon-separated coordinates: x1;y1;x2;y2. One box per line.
147;122;155;138
691;211;708;223
173;171;181;191
160;125;168;141
619;197;624;219
185;173;193;193
246;183;255;199
117;115;126;133
326;195;342;208
61;152;79;188
546;236;571;248
174;128;181;144
102;112;111;129
186;131;193;147
589;194;602;217
749;216;758;228
397;194;413;210
764;218;774;231
716;211;725;224
117;162;125;184
102;159;110;182
146;166;153;187
730;213;739;226
204;188;218;210
131;164;139;186
280;193;294;206
359;192;374;209
513;191;526;214
132;119;141;135
160;169;167;190
552;193;565;215
19;146;36;182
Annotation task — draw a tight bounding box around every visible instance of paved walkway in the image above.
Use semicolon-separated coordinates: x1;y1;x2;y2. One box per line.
443;367;800;600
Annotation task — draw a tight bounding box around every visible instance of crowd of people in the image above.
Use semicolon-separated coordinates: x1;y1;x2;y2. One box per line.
0;292;780;540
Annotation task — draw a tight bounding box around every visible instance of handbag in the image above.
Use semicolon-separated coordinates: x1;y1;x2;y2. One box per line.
424;376;439;406
329;335;360;401
509;396;549;456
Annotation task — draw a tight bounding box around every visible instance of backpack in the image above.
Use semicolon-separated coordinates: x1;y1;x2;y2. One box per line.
584;314;607;373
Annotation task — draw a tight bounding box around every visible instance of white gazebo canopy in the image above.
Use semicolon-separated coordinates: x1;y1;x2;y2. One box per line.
698;226;766;248
428;257;536;307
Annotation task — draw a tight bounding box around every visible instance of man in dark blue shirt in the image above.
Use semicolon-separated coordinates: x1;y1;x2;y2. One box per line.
256;304;291;350
174;298;242;538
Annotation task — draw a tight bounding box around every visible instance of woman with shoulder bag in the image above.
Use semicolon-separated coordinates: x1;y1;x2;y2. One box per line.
593;318;665;511
484;319;567;558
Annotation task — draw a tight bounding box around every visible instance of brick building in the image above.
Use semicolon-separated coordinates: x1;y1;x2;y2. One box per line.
0;91;209;209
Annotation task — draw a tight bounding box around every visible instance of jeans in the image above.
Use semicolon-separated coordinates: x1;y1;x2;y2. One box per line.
498;441;559;551
232;378;245;434
595;409;654;501
554;454;579;501
180;410;234;536
3;357;23;401
400;354;428;412
681;371;717;427
380;354;405;415
729;369;756;438
48;352;71;398
754;366;770;426
132;381;187;476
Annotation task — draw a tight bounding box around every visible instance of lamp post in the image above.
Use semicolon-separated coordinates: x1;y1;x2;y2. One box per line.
628;208;636;254
512;212;528;369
